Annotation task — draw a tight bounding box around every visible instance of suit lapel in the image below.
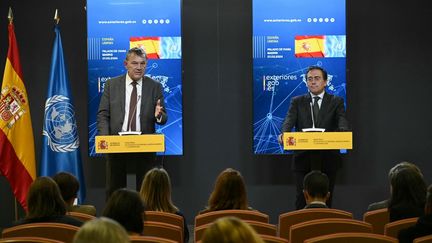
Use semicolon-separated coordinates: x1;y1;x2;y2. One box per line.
118;75;126;117
302;94;313;126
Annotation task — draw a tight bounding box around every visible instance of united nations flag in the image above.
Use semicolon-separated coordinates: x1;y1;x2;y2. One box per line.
40;24;85;203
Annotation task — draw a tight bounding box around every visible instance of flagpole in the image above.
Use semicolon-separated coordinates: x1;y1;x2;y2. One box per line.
8;7;19;221
14;199;19;220
54;9;60;25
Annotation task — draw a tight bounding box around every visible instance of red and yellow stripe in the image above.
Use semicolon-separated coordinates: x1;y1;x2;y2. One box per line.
0;23;36;210
295;35;325;58
130;37;161;59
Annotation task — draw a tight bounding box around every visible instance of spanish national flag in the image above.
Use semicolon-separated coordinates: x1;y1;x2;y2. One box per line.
294;35;325;58
0;21;36;210
130;37;161;59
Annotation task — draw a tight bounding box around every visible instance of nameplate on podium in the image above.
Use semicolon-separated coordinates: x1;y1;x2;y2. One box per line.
283;132;352;150
95;134;165;153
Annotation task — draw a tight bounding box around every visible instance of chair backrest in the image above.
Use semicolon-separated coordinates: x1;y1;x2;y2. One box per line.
304;232;398;243
278;208;353;241
414;235;432;243
244;221;277;236
144;211;184;230
363;208;390;234
66;211;96;222
259;235;289;243
2;223;80;243
195;210;269;227
129;235;177;243
384;217;418;238
143;221;183;243
0;237;63;243
289;218;373;243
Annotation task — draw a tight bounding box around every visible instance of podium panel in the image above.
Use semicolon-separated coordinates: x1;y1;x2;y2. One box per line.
95;134;165;153
283;132;352;150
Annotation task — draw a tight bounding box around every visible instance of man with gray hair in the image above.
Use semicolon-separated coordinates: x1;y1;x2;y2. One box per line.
97;47;168;198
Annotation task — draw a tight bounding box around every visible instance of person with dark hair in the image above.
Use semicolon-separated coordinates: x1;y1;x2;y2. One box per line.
398;184;432;243
140;167;189;242
388;167;427;222
367;161;423;211
279;65;349;209
303;170;330;209
53;172;96;216
103;188;145;235
97;47;168;199
200;168;252;214
10;177;82;227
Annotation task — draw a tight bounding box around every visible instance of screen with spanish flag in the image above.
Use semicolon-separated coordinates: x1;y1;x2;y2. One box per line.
87;0;183;156
253;0;346;154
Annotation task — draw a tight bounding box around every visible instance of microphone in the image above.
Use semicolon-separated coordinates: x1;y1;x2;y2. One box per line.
309;101;316;129
128;95;142;132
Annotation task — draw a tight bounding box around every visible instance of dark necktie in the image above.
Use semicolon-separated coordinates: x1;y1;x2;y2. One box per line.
313;96;320;126
127;81;137;131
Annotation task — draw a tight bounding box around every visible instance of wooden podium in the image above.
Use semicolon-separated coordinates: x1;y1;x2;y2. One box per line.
95;134;165;153
283;132;352;150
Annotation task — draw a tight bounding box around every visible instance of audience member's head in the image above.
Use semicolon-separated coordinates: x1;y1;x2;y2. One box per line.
206;168;249;211
73;217;130;243
389;167;427;209
103;188;145;235
303;170;330;204
26;176;67;219
426;185;432;215
388;161;422;182
140;167;178;213
201;216;264;243
52;172;79;206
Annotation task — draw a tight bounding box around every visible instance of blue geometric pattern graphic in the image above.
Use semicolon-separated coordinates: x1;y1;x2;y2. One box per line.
253;0;346;154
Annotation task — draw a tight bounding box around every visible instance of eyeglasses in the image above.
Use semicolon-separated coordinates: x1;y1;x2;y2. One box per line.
307;76;323;82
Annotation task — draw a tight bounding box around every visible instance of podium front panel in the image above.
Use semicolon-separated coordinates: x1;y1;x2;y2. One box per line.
283;132;352;150
95;134;165;153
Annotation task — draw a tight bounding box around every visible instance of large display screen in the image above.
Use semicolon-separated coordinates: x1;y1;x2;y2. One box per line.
253;0;346;154
87;0;183;156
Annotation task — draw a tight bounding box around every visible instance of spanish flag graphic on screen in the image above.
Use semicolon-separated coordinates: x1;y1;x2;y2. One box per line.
130;37;161;59
0;22;36;210
295;35;325;58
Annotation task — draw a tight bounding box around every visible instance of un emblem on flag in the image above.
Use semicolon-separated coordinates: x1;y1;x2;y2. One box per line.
42;95;79;152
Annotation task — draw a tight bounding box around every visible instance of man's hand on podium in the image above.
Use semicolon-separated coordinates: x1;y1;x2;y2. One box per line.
278;134;283;144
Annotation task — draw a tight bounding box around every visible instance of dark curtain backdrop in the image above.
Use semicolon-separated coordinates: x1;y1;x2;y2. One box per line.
1;0;432;227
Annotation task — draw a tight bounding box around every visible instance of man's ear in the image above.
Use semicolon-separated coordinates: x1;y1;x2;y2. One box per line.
425;204;432;215
303;190;310;202
325;192;331;201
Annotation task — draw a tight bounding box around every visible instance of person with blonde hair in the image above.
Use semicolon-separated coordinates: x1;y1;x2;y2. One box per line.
200;168;251;214
201;216;264;243
139;167;189;242
73;217;130;243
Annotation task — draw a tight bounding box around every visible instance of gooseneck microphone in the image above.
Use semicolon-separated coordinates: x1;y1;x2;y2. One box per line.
309;101;316;129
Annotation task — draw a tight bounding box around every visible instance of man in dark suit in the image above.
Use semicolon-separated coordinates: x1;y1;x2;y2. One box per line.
97;47;167;198
303;170;330;209
279;66;349;209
